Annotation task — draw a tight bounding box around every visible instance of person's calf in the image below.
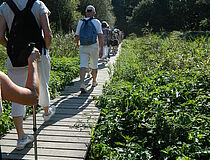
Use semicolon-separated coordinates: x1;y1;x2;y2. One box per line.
91;69;97;82
13;116;25;140
79;67;87;83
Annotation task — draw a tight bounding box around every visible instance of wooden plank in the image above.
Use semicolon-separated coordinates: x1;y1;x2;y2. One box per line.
23;120;96;128
26;112;99;120
2;148;86;159
3;134;91;144
8;130;92;138
2;154;84;160
1;140;87;150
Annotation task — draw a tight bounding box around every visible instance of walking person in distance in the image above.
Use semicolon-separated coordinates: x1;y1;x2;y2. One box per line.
75;5;103;93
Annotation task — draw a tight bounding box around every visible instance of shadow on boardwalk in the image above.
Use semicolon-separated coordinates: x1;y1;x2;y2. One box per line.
4;82;94;159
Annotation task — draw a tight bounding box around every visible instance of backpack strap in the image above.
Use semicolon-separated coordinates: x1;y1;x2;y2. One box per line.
6;0;20;15
6;0;36;14
24;0;36;12
82;17;95;24
25;0;46;54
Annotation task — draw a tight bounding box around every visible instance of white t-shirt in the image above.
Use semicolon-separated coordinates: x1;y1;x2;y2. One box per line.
0;0;50;31
75;17;103;46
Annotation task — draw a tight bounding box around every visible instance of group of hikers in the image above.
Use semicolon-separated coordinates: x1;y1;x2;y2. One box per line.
0;0;122;152
101;21;123;63
75;5;123;92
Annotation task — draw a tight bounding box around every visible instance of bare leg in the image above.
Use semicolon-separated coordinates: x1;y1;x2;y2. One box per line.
91;69;97;83
43;106;49;115
13;116;25;139
79;67;86;84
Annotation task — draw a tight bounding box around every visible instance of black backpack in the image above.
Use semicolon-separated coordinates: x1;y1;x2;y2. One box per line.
6;0;45;67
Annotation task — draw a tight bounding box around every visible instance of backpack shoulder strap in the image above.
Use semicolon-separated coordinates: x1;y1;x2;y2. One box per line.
88;17;95;21
82;17;95;22
82;18;89;24
24;0;36;11
6;0;20;15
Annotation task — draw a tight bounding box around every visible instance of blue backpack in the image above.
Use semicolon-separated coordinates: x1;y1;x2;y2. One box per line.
79;17;97;45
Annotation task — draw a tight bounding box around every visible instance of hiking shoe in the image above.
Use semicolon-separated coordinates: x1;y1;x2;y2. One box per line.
43;105;56;122
92;81;98;87
80;83;88;93
16;134;34;150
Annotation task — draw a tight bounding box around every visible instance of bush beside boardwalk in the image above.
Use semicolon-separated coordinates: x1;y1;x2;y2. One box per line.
88;32;209;159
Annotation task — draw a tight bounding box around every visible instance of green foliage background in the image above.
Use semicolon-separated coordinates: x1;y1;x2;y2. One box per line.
0;0;209;35
88;32;210;159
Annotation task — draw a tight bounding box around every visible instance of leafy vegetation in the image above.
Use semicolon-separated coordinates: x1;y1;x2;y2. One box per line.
113;0;210;35
88;32;209;159
0;46;7;73
42;0;81;33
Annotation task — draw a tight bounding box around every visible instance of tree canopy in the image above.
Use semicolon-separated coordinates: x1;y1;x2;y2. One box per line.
42;0;81;33
126;0;210;35
0;0;209;35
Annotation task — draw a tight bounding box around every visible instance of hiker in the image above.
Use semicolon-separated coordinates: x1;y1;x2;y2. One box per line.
0;0;55;150
75;5;103;92
111;28;120;55
107;25;112;60
101;21;112;63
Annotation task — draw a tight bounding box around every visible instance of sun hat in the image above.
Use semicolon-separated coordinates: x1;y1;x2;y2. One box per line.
85;5;96;13
102;21;108;28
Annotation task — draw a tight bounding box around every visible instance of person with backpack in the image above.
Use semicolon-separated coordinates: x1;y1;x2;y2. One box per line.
0;0;55;150
75;5;103;92
111;28;120;55
101;21;112;63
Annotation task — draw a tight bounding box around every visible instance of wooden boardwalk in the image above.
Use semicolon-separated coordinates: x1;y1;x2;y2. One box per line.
0;51;119;160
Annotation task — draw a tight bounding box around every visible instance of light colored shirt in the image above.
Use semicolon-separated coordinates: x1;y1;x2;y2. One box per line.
0;0;50;31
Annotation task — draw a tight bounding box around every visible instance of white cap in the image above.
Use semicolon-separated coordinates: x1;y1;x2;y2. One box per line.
85;5;96;13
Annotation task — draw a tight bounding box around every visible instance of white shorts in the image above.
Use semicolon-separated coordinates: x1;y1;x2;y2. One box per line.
7;49;51;117
79;43;99;69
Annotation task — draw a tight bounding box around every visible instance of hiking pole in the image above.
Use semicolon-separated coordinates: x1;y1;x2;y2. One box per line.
0;145;2;160
33;104;38;160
